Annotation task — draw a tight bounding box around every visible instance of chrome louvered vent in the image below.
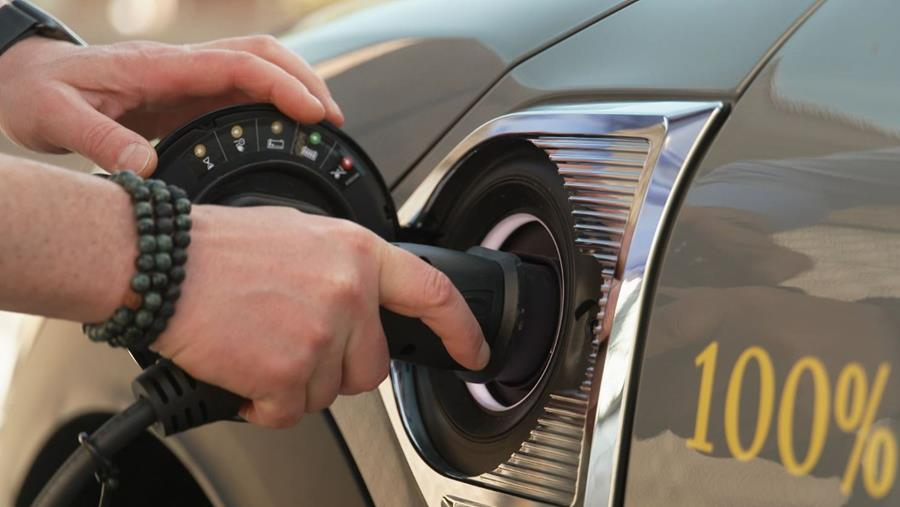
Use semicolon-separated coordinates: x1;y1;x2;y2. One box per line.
470;136;652;505
383;102;723;507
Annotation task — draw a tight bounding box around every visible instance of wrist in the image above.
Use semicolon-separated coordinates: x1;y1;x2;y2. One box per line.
85;178;140;321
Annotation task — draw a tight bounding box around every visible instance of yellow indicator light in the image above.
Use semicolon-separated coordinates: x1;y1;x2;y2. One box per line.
231;125;243;139
271;121;283;135
193;144;207;158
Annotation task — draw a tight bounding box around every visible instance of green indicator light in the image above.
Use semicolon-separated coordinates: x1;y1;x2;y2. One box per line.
308;131;322;145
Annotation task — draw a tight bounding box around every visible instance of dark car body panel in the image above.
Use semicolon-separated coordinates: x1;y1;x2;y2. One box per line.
391;0;820;205
626;0;900;504
282;0;631;188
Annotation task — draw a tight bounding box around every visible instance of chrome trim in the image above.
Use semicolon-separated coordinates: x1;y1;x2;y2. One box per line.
383;102;723;506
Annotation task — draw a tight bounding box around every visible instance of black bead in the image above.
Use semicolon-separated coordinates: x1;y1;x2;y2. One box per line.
131;273;151;292
165;285;181;301
135;309;154;328
170;266;186;283
173;231;191;247
155;234;173;252
143;291;162;310
155;202;174;217
174;214;192;231
136;217;155;235
131;184;150;202
134;201;153;219
156;217;174;234
138;235;157;253
154;252;172;271
150;318;167;334
123;327;143;345
112;307;134;326
151;186;171;202
174;198;191;214
151;272;169;288
136;254;155;272
159;301;175;318
171;248;187;266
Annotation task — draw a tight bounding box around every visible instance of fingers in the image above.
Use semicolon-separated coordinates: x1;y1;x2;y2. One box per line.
194;36;344;126
340;311;390;395
120;46;326;125
378;244;490;370
43;90;157;175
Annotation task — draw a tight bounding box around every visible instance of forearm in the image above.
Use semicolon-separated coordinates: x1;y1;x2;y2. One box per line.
0;154;135;322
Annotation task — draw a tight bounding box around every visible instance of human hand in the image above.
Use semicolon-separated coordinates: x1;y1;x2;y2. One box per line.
0;35;342;175
152;205;489;428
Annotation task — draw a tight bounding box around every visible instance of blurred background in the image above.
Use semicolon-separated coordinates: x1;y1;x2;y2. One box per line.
0;0;363;427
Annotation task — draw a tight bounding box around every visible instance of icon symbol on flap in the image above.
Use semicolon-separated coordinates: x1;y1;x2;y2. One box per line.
300;146;318;161
234;138;246;153
266;138;285;150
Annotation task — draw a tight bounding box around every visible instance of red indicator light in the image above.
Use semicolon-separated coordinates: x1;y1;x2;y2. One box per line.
340;156;354;171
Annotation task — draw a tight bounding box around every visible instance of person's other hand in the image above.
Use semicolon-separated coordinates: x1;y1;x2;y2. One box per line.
0;36;342;175
152;206;490;428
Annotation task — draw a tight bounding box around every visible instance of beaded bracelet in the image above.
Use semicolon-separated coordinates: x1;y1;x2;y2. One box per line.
83;171;191;349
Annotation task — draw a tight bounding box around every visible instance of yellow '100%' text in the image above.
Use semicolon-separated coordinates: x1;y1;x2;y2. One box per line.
686;341;896;500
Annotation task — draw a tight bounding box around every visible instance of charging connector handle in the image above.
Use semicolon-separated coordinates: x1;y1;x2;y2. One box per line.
382;244;521;383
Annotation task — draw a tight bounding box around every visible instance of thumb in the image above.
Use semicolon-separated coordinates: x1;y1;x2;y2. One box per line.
47;98;158;176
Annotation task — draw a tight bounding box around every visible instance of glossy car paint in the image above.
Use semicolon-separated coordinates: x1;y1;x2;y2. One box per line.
281;0;631;187
625;1;900;505
391;0;819;206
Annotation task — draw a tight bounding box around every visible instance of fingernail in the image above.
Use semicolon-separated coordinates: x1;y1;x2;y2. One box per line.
327;97;344;123
476;340;491;370
117;143;152;175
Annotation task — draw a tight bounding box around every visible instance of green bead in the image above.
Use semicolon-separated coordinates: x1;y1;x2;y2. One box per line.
168;185;187;200
165;285;181;301
136;218;155;235
134;309;154;328
85;325;103;342
173;231;191;247
138;235;157;253
170;266;186;283
151;272;169;288
171;248;187;266
143;291;162;310
156;217;174;234
147;179;166;191
155;202;174;217
136;254;155;272
118;170;140;184
152;187;171;202
155;234;173;252
159;301;175;318
112;307;134;326
104;321;123;336
174;214;192;231
134;201;153;219
132;184;150;202
174;198;191;214
131;273;151;292
154;252;172;271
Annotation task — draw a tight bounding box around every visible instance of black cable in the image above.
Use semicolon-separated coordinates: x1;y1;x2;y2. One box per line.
30;359;245;507
30;399;156;507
